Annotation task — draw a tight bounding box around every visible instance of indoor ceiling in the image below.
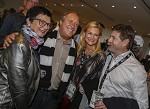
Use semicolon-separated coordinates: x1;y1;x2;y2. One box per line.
40;0;150;38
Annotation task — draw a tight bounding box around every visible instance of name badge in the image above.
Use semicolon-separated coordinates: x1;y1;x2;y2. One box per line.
89;90;104;108
65;81;76;100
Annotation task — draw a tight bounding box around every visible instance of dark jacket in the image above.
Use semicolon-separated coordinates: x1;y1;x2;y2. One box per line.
0;34;40;109
0;12;25;43
69;53;106;109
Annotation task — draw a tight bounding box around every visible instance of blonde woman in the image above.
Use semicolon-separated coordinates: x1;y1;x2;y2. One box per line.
62;21;106;109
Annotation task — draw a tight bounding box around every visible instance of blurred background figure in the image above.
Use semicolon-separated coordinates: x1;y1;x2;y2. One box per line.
73;25;82;43
19;6;25;13
131;35;144;60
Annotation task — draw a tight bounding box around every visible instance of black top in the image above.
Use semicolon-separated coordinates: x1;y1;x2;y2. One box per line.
69;53;106;109
0;12;25;43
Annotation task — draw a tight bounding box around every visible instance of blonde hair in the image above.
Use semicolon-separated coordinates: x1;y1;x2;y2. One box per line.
77;21;104;56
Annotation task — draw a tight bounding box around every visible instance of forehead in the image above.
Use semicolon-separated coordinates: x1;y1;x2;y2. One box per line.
36;14;51;22
86;27;100;33
111;30;120;37
66;13;79;22
32;0;39;2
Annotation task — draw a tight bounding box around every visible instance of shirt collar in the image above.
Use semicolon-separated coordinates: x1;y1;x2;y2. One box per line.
111;50;131;61
57;31;72;45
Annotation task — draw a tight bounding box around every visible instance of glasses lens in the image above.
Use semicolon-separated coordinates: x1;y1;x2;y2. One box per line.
39;20;46;27
38;19;51;28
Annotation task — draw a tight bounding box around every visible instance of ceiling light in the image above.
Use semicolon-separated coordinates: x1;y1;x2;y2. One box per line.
81;4;84;6
71;4;73;6
112;5;115;8
148;33;150;36
84;22;86;24
46;4;47;6
128;19;132;23
54;4;57;6
95;5;98;7
62;4;64;6
134;6;136;8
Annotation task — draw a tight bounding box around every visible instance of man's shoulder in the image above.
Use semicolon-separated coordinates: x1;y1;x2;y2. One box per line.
44;30;58;40
7;12;25;19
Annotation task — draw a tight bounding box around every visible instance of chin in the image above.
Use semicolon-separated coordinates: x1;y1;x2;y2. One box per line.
39;33;46;37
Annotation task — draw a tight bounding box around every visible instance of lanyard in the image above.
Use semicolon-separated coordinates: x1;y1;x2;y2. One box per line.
98;52;132;90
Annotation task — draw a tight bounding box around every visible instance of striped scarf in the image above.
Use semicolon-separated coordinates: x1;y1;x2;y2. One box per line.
39;31;76;88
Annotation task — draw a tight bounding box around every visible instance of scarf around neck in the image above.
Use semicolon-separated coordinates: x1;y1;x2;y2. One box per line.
39;31;76;88
21;24;44;49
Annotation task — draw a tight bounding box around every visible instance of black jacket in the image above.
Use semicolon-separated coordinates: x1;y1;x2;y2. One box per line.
69;53;106;109
0;34;40;109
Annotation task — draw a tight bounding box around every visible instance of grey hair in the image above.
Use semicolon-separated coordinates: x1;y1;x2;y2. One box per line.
61;11;78;22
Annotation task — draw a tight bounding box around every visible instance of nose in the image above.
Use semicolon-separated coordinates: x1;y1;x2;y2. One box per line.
70;23;75;29
43;24;50;30
107;37;112;43
91;34;95;39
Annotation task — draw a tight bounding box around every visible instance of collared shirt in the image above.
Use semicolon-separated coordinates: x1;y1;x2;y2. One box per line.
99;50;148;109
49;31;71;90
109;51;130;69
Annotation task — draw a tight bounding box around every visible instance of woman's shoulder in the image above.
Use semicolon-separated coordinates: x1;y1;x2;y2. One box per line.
96;51;106;60
11;33;30;51
16;33;28;44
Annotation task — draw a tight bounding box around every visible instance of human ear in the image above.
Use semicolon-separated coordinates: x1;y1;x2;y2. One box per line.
123;39;129;47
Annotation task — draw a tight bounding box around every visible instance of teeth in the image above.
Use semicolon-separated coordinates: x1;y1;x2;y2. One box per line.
69;29;73;32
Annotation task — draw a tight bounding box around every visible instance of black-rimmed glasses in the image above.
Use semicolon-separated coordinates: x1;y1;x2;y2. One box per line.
34;19;52;28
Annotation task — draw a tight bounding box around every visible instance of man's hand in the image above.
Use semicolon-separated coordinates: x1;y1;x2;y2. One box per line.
3;32;19;48
94;101;107;109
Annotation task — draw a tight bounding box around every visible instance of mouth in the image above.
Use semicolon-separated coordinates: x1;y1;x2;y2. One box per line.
68;28;74;33
40;29;47;34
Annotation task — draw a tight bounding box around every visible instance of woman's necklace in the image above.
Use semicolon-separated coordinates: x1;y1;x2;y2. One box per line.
79;51;91;68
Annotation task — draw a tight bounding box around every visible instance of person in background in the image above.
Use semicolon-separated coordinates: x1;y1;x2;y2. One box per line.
142;55;150;72
141;55;150;66
131;35;144;60
0;6;52;109
0;0;39;44
95;24;148;109
73;25;82;43
61;21;106;109
9;8;16;13
0;9;10;28
30;11;79;109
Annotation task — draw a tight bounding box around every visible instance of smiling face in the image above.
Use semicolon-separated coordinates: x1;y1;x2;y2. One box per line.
27;14;51;37
107;30;129;56
59;13;79;40
85;27;100;47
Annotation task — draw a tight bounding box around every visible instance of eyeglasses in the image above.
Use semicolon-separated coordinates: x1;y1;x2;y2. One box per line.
27;0;39;5
34;19;52;28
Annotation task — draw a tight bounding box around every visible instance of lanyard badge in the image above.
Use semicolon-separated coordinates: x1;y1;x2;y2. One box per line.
90;90;104;108
65;81;77;101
